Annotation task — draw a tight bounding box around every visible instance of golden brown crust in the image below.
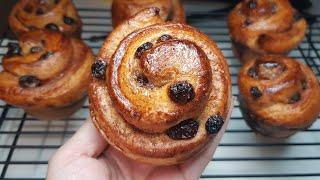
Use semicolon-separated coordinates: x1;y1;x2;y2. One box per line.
111;0;185;28
0;30;94;120
89;8;232;165
228;0;307;63
238;55;320;138
9;0;82;38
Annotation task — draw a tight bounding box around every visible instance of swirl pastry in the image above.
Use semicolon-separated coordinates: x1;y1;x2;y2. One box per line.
0;30;94;120
228;0;307;63
238;55;320;138
111;0;185;27
9;0;82;38
89;8;232;165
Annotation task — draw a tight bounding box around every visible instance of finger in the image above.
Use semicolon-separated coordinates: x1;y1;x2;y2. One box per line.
179;97;234;178
49;118;108;166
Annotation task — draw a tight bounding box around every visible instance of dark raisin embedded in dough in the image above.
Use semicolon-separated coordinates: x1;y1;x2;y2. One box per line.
30;46;42;54
157;34;172;43
36;8;44;15
167;119;199;140
45;23;59;32
6;42;21;57
243;19;253;27
301;81;307;90
169;81;195;105
271;3;278;13
19;75;41;88
248;67;257;78
40;52;53;60
136;74;149;86
248;0;257;9
205;114;224;134
91;60;107;79
24;5;33;13
250;87;262;99
135;42;153;59
289;92;301;104
63;16;75;25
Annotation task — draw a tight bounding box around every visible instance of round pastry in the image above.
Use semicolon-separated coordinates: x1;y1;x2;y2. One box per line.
0;30;94;120
238;55;320;138
9;0;82;38
228;0;307;63
89;8;232;165
111;0;185;27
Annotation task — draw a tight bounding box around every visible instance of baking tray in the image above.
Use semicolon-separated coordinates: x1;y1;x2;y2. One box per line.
0;1;319;179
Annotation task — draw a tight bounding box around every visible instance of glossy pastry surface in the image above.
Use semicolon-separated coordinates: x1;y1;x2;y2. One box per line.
228;0;307;62
0;30;94;120
9;0;82;38
89;8;232;165
112;0;185;27
238;55;320;137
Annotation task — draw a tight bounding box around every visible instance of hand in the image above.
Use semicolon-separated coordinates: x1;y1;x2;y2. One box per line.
47;109;231;180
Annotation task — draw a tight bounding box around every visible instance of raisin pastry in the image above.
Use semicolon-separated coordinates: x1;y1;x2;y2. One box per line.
0;30;94;120
228;0;307;63
111;0;185;27
89;8;232;165
238;55;320;138
9;0;82;38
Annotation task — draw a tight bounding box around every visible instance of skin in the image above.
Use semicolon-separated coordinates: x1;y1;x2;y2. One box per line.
47;109;231;180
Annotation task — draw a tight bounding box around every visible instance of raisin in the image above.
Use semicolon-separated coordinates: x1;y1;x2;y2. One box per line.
169;81;195;105
250;87;262;99
157;34;172;43
248;67;257;78
30;46;42;54
36;8;44;15
301;81;307;90
136;74;149;86
243;19;253;27
19;75;41;88
40;52;53;60
167;119;199;140
135;42;153;59
91;60;107;79
6;42;21;57
248;0;257;9
289;92;301;104
45;23;59;32
63;16;75;25
205;114;224;134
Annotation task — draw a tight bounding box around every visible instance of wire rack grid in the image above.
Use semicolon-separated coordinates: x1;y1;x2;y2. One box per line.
0;1;320;180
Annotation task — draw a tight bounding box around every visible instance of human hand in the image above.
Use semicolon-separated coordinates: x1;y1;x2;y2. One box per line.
47;108;231;180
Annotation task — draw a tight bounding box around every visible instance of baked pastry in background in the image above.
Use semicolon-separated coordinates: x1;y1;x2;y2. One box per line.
9;0;82;38
228;0;307;63
238;55;320;138
0;30;94;120
89;8;232;165
111;0;185;27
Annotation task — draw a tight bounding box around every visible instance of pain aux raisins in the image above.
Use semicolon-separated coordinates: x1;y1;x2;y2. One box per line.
167;119;199;140
91;60;107;79
6;42;21;57
19;75;41;88
45;23;59;31
169;81;195;105
135;42;153;59
63;16;75;25
205;114;224;134
250;86;262;99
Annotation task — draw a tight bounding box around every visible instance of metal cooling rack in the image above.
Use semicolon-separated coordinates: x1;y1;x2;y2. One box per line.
0;1;320;179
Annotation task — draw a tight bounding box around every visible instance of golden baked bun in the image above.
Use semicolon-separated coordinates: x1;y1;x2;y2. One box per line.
0;30;94;120
228;0;307;63
9;0;82;38
112;0;185;27
238;55;320;138
89;8;232;165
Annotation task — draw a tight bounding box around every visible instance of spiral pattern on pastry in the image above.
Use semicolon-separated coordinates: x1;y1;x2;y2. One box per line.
228;0;307;62
238;55;320;138
111;0;185;27
89;8;232;165
0;30;94;120
9;0;82;38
